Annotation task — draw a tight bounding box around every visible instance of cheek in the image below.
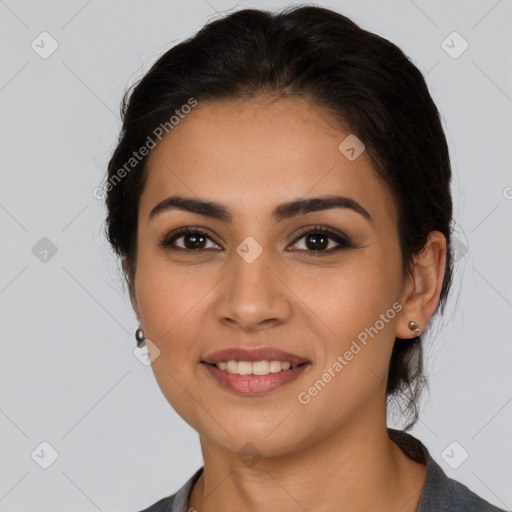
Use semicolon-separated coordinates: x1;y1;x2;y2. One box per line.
136;275;207;428
134;263;195;390
133;247;217;401
292;250;401;344
296;250;403;401
291;278;401;437
134;244;211;338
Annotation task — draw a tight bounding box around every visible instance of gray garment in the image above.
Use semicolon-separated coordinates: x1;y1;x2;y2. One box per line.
137;428;508;512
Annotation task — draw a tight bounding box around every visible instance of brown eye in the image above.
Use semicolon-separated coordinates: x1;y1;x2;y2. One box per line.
159;228;221;251
179;232;208;249
289;226;352;253
301;232;331;251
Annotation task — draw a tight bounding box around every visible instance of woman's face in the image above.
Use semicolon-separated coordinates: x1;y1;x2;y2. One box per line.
130;96;409;457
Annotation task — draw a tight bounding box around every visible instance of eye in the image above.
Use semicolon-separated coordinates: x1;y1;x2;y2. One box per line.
159;225;353;254
159;227;221;251
289;226;352;254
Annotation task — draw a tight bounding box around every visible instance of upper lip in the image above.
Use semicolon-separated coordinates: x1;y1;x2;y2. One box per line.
202;347;310;365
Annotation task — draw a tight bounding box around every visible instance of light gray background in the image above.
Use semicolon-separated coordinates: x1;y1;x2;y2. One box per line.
1;0;511;511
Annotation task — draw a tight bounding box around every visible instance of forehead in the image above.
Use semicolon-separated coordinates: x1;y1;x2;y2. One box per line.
140;97;396;225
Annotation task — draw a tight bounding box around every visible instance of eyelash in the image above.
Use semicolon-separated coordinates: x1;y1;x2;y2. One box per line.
159;225;353;255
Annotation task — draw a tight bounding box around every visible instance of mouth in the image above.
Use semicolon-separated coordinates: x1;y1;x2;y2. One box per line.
200;347;311;395
200;361;310;395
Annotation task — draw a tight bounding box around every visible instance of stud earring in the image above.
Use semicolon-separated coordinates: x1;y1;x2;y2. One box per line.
409;321;421;337
135;327;145;348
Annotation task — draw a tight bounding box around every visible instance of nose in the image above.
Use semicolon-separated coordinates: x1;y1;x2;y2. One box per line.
214;246;293;332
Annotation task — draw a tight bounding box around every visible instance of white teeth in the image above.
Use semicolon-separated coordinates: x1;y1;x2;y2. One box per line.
226;360;238;373
214;359;299;375
252;361;269;375
237;361;253;375
269;360;282;373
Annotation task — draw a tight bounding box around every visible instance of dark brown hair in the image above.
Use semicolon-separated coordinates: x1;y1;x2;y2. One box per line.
103;5;454;430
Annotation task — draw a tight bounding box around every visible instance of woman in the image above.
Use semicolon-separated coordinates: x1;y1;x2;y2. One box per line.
103;5;506;512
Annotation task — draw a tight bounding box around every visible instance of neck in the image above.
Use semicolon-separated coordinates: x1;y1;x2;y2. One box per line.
189;421;427;512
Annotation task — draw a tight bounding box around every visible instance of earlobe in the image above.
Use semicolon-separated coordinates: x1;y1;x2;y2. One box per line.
408;320;421;337
396;231;447;340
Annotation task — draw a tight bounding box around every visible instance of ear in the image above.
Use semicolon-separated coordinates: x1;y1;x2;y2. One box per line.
122;257;140;321
396;231;447;339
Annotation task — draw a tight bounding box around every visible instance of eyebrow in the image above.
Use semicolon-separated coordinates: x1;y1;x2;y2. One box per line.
148;194;372;224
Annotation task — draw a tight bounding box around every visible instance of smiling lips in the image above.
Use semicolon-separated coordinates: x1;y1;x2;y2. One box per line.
203;346;310;365
201;346;311;395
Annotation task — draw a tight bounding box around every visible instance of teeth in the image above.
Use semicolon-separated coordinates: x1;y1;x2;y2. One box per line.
226;360;238;373
214;360;298;375
269;360;282;373
238;361;253;375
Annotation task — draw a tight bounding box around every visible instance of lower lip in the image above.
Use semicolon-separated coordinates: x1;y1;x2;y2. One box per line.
201;362;310;395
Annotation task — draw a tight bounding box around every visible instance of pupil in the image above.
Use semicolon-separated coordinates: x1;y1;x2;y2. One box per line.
307;233;328;250
185;233;206;249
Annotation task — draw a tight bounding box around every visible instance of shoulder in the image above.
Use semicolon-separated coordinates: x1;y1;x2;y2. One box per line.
387;428;508;512
134;466;204;512
135;493;177;512
422;466;508;512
